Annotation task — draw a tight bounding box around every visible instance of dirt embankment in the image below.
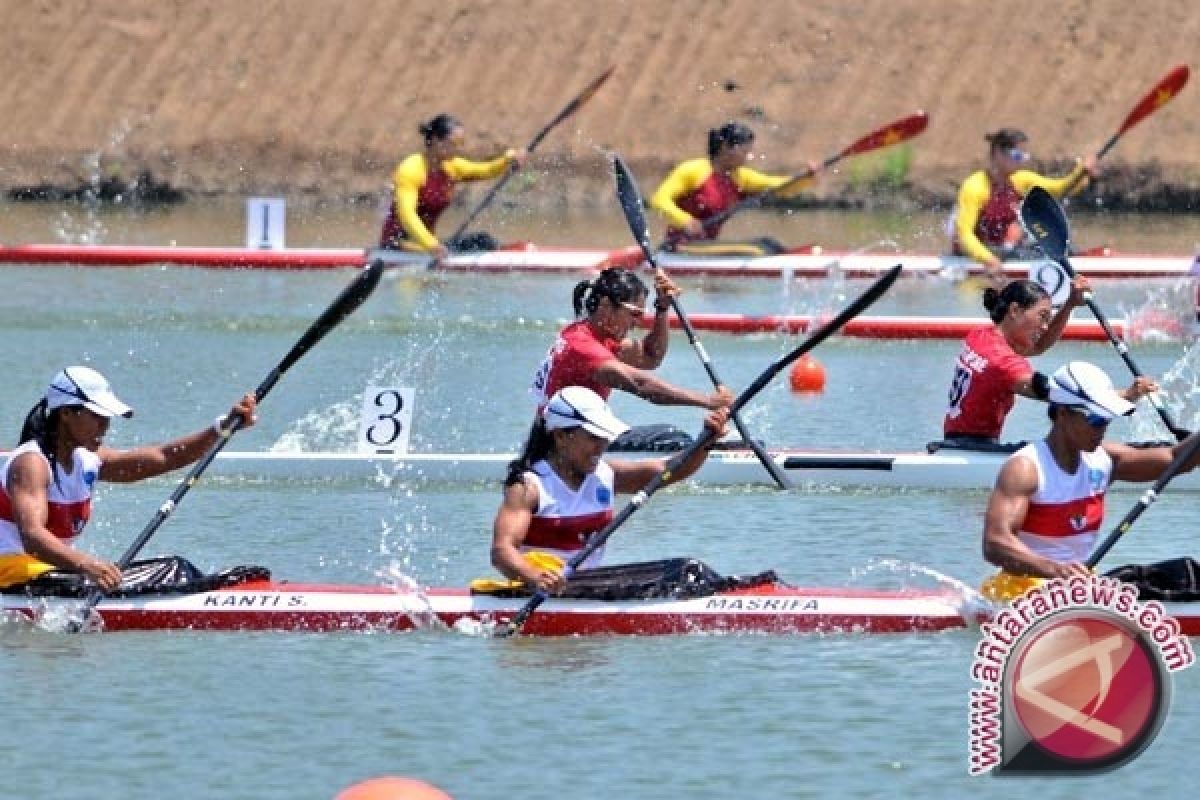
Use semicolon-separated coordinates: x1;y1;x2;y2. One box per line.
1;0;1198;211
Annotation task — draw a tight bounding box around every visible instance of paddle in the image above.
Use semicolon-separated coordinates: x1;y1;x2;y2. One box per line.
1020;186;1189;441
439;66;615;254
1086;431;1200;568
612;153;792;490
68;260;386;630
689;112;930;236
1064;64;1190;194
496;263;903;637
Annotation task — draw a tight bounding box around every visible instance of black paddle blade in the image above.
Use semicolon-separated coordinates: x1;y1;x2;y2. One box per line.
1020;187;1071;265
612;153;656;260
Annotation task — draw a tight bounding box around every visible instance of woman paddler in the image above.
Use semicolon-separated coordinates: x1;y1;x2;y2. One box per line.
0;366;256;593
378;113;526;258
529;267;732;448
490;386;728;594
650;121;820;256
938;279;1153;451
951;128;1096;286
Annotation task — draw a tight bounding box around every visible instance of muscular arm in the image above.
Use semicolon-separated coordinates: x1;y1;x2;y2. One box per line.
490;479;539;582
8;453;87;571
594;359;722;409
98;393;257;483
983;455;1081;577
1107;436;1200;484
609;408;729;490
617;310;671;368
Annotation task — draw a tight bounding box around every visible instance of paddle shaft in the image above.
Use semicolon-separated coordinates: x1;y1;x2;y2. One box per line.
1086;431;1200;568
500;263;903;635
443;67;614;246
612;154;791;489
73;260;385;621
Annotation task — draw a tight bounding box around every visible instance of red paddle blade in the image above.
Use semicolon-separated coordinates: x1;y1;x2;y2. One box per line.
1118;64;1189;136
839;111;930;158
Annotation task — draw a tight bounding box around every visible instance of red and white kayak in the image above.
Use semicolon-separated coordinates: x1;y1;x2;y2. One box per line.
642;313;1147;341
5;580;1198;636
0;581;975;635
201;447;1200;491
1;241;1194;280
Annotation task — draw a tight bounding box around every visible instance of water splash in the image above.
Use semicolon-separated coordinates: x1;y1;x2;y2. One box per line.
376;561;446;632
850;557;994;622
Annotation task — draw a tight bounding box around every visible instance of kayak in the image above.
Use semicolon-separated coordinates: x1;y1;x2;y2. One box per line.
1;242;1194;279
0;580;979;635
200;446;1200;491
4;580;1197;636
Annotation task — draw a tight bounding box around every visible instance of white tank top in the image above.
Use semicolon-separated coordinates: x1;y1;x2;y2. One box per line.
519;459;616;569
1013;439;1112;564
0;441;102;555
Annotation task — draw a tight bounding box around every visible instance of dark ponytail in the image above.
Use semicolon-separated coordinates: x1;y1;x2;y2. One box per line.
571;268;648;317
418;114;463;146
707;121;755;158
982;279;1050;324
505;418;556;487
18;398;63;490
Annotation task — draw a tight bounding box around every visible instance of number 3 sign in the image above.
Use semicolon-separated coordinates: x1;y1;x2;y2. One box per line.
357;386;415;453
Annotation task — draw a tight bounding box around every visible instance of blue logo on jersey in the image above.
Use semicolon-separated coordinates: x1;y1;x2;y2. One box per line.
83;469;98;489
596;486;612;505
1088;468;1105;492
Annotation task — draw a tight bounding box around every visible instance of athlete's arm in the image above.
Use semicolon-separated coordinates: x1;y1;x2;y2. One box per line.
610;408;730;490
6;452;122;590
98;393;257;483
953;172;1000;267
594;359;730;409
491;478;564;592
393;156;439;251
650;160;710;228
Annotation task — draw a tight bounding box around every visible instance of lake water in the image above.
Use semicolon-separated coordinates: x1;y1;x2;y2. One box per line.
3;200;1200;799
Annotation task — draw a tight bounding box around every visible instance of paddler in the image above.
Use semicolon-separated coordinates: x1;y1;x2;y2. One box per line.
0;366;257;593
530;267;733;448
951;128;1096;287
980;361;1200;601
378;113;526;258
936;279;1154;451
491;386;728;594
650;121;820;256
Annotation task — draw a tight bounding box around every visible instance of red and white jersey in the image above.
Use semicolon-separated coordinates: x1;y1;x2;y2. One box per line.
519;459;615;569
1014;439;1112;563
943;326;1032;439
530;320;622;405
0;441;101;555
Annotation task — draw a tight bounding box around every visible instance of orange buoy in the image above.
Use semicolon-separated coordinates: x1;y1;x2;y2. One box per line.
788;354;826;393
335;776;454;800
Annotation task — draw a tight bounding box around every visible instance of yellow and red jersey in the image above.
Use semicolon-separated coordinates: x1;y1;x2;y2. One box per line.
953;163;1089;263
650;158;812;247
379;151;514;251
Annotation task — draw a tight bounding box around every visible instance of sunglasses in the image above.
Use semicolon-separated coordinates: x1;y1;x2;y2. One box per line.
1007;148;1030;163
616;300;648;315
1069;407;1111;429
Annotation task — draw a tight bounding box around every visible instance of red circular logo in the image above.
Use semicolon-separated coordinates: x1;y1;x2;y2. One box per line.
1006;609;1166;770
